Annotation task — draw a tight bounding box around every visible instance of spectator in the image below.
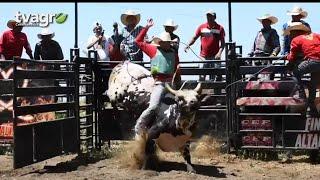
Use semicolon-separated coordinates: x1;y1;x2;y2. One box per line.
248;14;280;69
34;28;64;60
163;19;180;53
281;6;311;56
163;19;181;88
0;19;33;60
284;22;320;116
249;14;280;58
185;10;225;83
87;21;114;61
109;22;126;66
120;10;148;61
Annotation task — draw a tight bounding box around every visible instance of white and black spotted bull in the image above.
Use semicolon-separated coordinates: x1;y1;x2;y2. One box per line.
106;61;203;173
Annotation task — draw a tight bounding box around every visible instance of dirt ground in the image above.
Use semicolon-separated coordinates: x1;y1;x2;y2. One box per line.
1;137;320;180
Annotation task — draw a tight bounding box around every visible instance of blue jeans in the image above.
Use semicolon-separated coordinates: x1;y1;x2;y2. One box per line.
199;57;221;81
134;82;165;134
199;57;222;94
293;59;320;105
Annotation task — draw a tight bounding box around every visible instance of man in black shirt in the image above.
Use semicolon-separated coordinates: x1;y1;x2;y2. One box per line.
34;28;64;60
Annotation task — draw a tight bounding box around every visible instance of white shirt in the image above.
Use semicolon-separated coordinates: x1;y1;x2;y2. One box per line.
87;35;115;61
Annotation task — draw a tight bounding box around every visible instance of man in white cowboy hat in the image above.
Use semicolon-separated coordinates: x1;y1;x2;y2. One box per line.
284;22;320;117
185;10;225;85
119;9;148;61
281;6;311;55
34;27;63;60
248;14;280;60
133;18;180;135
0;19;33;60
163;19;180;53
87;21;114;61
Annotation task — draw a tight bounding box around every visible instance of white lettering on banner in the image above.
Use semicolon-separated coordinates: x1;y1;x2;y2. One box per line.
295;118;320;148
15;11;56;27
295;133;320;148
305;117;320;131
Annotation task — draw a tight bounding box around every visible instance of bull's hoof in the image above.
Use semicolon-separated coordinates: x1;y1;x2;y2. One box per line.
186;164;196;174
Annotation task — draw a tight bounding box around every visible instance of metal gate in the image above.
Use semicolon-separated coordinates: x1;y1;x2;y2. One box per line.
226;42;320;158
12;56;80;169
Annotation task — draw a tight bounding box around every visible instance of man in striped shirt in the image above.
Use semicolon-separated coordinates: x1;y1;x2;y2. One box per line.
119;10;148;62
248;14;280;65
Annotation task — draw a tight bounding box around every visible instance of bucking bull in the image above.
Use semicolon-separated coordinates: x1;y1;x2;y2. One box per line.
106;61;204;173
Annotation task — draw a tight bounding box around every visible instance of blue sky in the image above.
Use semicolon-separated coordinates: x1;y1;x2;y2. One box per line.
0;2;319;62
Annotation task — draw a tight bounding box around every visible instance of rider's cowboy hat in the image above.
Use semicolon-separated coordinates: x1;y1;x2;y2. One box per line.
257;14;278;25
287;6;308;18
282;22;311;36
151;32;173;47
37;28;55;39
163;19;178;31
121;10;141;26
7;19;22;29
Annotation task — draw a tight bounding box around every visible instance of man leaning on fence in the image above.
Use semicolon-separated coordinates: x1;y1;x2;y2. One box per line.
185;10;225;84
248;14;280;65
119;10;148;62
0;20;33;60
34;28;64;61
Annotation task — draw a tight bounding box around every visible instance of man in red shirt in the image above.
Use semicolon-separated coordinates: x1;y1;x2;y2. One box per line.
0;20;33;60
285;22;320;116
185;10;225;82
134;18;180;135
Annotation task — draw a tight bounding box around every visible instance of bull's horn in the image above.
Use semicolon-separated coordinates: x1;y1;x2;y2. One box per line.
165;83;178;95
194;83;202;94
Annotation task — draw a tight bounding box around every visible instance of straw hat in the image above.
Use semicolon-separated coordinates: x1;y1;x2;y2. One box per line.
163;19;178;31
151;32;173;46
257;14;278;25
37;28;55;39
282;22;311;36
7;19;21;29
287;6;308;18
120;10;141;26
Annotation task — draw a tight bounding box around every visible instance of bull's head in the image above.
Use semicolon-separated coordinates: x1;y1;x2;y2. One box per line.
165;83;202;113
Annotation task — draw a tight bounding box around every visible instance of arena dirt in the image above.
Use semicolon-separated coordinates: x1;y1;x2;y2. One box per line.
1;136;320;180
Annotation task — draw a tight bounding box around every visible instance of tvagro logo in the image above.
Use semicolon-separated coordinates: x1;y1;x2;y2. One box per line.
15;11;68;27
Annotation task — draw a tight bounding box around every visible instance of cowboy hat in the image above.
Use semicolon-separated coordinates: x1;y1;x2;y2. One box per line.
206;10;216;17
257;14;278;25
151;32;173;47
7;19;22;29
163;19;178;31
120;10;141;26
287;6;308;18
282;22;311;36
37;28;55;39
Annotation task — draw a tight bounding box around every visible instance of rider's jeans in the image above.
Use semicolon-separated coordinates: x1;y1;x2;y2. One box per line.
293;59;320;105
134;81;166;134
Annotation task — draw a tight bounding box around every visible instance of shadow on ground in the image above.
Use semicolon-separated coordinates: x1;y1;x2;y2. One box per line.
154;160;227;178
